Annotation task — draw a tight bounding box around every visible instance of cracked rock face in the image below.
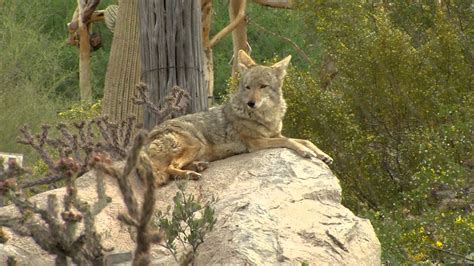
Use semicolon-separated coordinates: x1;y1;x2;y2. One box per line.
0;148;380;265
189;148;381;265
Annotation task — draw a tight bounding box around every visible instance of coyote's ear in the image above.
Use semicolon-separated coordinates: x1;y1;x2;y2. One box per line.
271;55;292;78
237;50;256;72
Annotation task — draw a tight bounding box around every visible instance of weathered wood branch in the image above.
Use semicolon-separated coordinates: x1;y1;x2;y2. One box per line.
67;10;104;43
89;10;105;23
76;0;92;100
81;0;101;22
201;0;212;49
252;0;293;8
230;0;250;78
209;0;247;48
201;0;214;100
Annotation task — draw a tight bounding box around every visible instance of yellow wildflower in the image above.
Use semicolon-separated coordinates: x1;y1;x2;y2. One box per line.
435;241;443;248
455;215;463;224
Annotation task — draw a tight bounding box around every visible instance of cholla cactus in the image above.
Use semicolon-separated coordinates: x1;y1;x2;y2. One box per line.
93;130;163;265
133;83;190;125
16;115;141;189
0;156;111;265
0;84;193;265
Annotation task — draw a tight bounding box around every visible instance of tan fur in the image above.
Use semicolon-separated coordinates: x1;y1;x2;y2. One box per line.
144;50;333;185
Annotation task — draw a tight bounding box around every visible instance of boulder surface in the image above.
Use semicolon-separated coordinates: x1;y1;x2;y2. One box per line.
1;148;381;265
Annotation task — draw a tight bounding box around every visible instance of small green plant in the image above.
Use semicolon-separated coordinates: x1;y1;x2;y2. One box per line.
58;100;102;122
157;181;217;264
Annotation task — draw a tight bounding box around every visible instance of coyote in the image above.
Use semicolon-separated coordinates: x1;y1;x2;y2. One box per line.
144;50;333;185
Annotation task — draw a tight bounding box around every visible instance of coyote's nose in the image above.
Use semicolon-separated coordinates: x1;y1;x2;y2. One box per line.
247;101;256;108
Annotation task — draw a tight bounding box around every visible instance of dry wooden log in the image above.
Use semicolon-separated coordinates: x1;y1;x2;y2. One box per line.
139;0;207;129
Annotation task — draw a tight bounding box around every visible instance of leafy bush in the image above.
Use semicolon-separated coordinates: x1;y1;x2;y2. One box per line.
157;182;217;263
284;1;473;263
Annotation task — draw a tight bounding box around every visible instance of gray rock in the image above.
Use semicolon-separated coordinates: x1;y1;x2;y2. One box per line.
0;148;381;265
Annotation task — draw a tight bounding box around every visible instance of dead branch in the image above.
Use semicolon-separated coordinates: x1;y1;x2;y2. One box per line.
252;0;293;8
14;116;141;190
17;125;55;170
0;157;111;264
93;130;163;265
209;0;247;48
88;10;105;23
81;0;101;23
425;245;474;263
133;83;190;125
201;0;213;49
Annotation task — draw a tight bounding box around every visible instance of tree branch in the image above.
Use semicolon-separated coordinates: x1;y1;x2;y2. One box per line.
252;0;293;8
209;0;247;47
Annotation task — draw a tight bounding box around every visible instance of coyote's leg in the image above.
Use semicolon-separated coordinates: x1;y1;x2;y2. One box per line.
183;161;210;172
245;137;317;159
291;138;333;164
166;145;202;181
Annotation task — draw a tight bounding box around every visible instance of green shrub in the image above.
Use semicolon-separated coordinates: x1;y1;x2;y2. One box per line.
283;2;473;262
0;1;70;163
0;0;113;164
157;182;217;263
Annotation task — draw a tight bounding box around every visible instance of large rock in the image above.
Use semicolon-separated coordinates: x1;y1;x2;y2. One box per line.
1;148;381;265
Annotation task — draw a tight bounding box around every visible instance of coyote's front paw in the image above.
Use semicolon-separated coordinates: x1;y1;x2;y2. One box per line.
295;148;317;159
319;154;333;165
156;174;170;187
191;161;210;172
185;171;202;180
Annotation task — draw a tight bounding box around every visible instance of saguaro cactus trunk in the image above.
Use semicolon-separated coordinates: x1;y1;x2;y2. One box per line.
139;0;208;129
102;0;143;123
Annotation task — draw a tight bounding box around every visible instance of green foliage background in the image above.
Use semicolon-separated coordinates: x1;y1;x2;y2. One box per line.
0;0;113;162
284;1;473;263
0;0;472;264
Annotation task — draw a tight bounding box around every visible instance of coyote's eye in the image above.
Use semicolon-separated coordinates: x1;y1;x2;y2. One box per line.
260;84;268;89
245;85;251;90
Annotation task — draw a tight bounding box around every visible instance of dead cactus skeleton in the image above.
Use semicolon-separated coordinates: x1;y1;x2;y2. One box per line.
0;156;112;265
93;130;163;265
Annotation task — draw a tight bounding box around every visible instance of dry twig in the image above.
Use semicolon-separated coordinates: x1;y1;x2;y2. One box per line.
133;83;190;125
93;130;163;265
14;116;141;189
0;157;111;264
